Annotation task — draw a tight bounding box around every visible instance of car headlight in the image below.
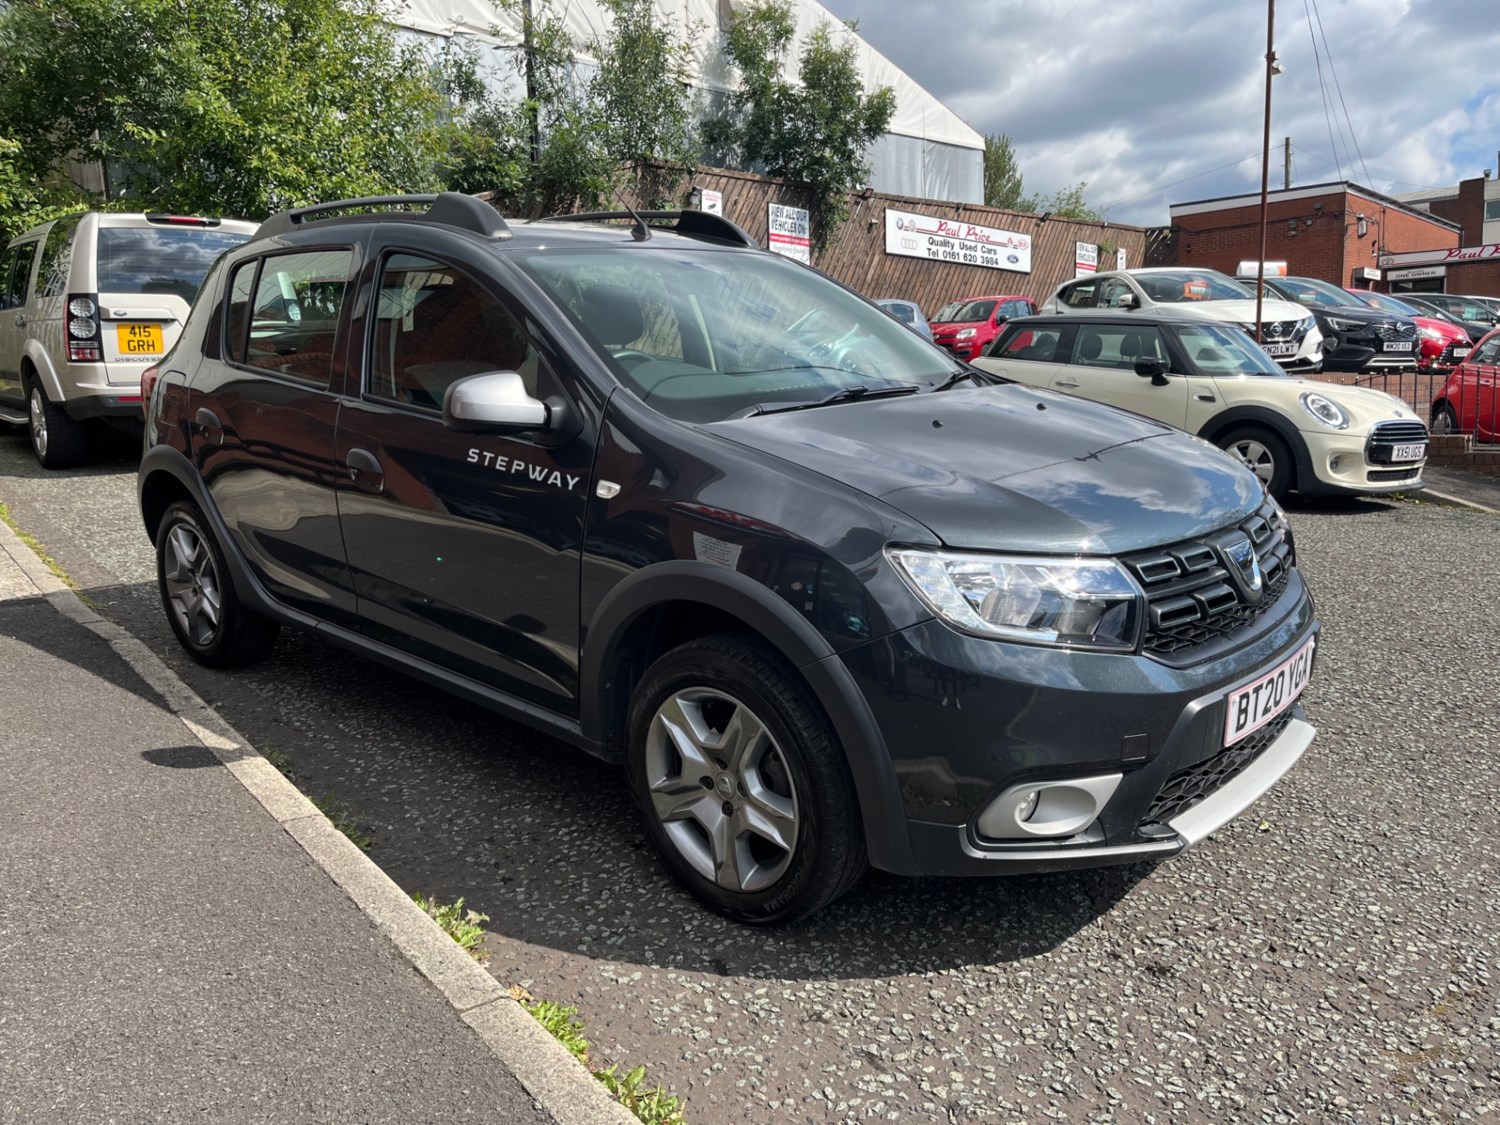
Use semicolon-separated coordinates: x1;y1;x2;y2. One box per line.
1417;325;1442;342
1299;391;1351;430
887;549;1143;650
956;328;976;340
1326;316;1367;333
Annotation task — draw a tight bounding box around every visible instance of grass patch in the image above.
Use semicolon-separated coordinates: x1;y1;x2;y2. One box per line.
510;985;686;1124
0;501;78;589
413;894;490;962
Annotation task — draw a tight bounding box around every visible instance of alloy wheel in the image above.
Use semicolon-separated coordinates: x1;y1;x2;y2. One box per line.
644;688;799;894
1229;438;1275;484
162;523;222;647
28;388;47;460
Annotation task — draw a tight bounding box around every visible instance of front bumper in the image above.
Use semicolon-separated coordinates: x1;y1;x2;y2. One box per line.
839;575;1320;876
1299;427;1425;495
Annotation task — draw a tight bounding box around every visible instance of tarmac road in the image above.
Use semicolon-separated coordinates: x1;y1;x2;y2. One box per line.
2;426;1497;1123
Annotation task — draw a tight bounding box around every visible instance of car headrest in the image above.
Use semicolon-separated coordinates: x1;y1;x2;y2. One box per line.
578;283;644;346
1120;332;1141;357
1077;333;1103;361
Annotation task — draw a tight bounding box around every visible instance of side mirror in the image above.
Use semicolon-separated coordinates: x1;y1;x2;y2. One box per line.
1117;292;1138;309
1135;358;1171;386
443;371;549;432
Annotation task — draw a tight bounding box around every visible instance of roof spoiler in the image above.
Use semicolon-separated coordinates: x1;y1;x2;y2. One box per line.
539;210;758;249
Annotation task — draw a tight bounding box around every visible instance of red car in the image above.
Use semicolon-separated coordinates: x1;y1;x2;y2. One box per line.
929;294;1036;360
1431;327;1500;440
1345;289;1471;372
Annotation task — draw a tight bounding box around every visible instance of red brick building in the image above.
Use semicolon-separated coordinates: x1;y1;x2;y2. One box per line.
1155;181;1460;289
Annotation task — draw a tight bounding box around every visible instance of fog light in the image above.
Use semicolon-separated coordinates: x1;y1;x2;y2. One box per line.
1329;455;1342;473
977;773;1123;840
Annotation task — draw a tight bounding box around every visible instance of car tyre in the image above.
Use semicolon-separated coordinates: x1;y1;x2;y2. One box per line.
626;633;867;924
27;380;89;470
155;500;279;667
1219;425;1294;501
1430;403;1459;435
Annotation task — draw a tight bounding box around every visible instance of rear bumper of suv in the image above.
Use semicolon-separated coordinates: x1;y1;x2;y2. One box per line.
835;567;1319;877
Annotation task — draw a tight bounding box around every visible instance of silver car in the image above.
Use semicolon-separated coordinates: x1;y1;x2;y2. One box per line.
1042;267;1322;373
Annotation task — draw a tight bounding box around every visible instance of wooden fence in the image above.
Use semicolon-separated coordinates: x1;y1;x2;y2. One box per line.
620;164;1149;316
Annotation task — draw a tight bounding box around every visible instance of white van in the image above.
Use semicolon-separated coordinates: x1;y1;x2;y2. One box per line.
0;212;255;467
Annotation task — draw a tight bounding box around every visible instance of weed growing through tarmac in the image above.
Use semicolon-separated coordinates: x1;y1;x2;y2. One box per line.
508;985;686;1125
0;501;79;590
260;745;372;851
412;894;490;962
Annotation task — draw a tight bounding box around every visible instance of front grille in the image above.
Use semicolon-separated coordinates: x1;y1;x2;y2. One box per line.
1261;319;1309;342
1374;321;1417;341
1368;467;1420;482
1141;711;1294;826
1366;419;1429;465
1121;497;1293;659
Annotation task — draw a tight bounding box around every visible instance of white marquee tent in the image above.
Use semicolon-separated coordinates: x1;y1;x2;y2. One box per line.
390;0;984;203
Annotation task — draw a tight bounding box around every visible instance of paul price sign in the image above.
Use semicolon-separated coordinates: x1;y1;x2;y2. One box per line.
883;208;1032;274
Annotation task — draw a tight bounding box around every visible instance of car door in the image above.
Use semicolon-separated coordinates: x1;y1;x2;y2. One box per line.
190;244;360;624
333;236;599;712
1468;334;1500;441
0;239;41;405
1047;322;1189;429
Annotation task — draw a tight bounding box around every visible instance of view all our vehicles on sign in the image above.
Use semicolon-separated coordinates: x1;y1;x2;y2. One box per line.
1225;636;1314;746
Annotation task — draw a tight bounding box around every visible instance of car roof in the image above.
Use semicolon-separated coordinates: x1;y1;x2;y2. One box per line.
1004;312;1210;329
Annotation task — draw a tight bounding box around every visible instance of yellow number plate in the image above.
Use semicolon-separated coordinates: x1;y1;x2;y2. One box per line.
116;323;164;354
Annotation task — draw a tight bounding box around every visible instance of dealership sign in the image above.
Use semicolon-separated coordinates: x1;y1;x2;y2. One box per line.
767;203;810;263
1075;241;1098;276
883;209;1032;273
1379;242;1500;269
1116;247;1127;270
1386;265;1446;281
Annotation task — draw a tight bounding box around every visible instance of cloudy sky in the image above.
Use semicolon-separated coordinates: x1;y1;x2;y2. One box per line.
818;0;1500;226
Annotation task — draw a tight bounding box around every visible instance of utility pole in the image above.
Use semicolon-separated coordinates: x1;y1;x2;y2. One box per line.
1254;0;1276;345
1284;136;1292;191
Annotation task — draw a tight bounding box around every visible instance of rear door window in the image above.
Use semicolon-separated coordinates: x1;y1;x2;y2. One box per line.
0;246;16;309
238;250;353;388
96;227;250;301
4;242;38;308
36;218;80;299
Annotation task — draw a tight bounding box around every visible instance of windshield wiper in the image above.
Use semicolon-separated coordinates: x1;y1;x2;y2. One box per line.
931;367;1002;392
747;383;920;416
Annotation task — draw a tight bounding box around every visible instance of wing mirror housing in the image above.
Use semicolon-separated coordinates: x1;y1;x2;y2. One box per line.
1135;357;1171;386
1117;291;1138;309
443;371;551;432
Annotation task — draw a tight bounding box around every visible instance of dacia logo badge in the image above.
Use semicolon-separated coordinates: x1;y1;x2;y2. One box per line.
1224;536;1263;600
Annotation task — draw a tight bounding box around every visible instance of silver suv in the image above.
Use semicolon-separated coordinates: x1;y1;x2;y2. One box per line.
0;212;254;467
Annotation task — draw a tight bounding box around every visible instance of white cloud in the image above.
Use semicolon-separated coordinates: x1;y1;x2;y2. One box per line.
819;0;1500;224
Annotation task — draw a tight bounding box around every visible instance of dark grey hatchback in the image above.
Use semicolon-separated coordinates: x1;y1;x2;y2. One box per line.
138;194;1319;923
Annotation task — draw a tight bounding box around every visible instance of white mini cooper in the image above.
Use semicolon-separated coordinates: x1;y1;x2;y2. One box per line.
974;313;1428;500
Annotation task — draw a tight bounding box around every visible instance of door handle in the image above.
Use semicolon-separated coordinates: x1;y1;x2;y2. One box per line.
1195;393;1217;402
14;316;26;328
345;447;385;493
1054;378;1081;388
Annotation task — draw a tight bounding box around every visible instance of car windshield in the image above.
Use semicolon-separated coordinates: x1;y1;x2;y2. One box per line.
1275;276;1366;308
96;226;250;300
516;247;963;423
933;299;995;323
1177;323;1286;376
1354;291;1427;318
1134;271;1253;303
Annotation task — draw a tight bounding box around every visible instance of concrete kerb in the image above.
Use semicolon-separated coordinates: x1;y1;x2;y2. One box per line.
0;518;636;1125
1410;487;1500;514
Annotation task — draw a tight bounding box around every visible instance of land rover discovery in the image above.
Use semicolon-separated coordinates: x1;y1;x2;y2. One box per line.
137;194;1320;923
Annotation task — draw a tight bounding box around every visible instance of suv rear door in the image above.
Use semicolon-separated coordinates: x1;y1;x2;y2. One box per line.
334;233;598;713
0;237;41;404
95;219;250;386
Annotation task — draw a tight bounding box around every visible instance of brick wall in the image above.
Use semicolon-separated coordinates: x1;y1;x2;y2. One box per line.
1168;187;1459;287
1429;179;1487;244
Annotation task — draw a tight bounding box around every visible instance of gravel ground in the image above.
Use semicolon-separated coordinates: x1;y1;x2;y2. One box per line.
1;426;1497;1123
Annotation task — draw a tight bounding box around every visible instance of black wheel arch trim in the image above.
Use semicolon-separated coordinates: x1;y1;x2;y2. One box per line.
1197;406;1312;488
581;560;918;875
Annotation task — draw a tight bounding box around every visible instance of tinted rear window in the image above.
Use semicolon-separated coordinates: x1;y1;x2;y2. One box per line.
96;227;250;300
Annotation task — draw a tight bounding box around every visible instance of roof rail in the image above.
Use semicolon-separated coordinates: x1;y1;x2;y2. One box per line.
254;192;512;241
539;210;758;249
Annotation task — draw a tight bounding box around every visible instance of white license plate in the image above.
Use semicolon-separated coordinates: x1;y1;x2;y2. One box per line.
1383;341;1413;352
1454;347;1471;358
1390;442;1427;462
1224;636;1314;747
1262;342;1296;357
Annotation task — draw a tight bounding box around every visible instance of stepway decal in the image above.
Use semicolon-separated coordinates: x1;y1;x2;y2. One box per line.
883;208;1032;273
467;449;580;491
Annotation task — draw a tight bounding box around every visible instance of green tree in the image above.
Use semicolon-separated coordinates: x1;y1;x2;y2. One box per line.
983;133;1035;211
0;0;449;219
706;1;895;250
1040;181;1104;222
